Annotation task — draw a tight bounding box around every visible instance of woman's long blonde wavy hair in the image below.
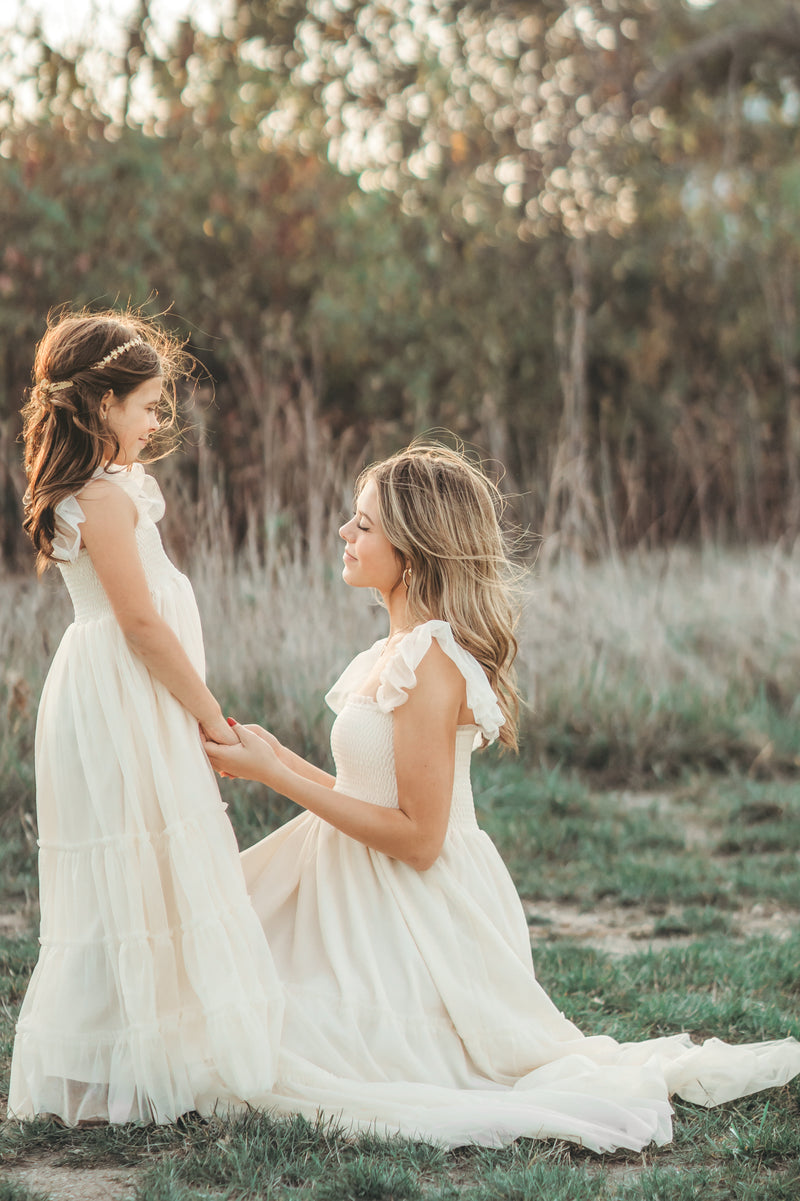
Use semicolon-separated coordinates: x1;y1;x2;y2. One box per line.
21;307;189;573
360;443;521;751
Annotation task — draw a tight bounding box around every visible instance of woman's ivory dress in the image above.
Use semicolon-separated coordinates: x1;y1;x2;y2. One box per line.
9;465;284;1125
241;620;800;1153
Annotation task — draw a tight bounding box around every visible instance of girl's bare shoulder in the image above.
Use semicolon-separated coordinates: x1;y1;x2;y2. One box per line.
78;476;134;506
76;477;138;533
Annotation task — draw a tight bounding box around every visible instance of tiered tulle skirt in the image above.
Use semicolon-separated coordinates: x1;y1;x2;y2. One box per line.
9;577;284;1124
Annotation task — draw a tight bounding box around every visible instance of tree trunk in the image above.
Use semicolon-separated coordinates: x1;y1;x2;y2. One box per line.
542;237;603;558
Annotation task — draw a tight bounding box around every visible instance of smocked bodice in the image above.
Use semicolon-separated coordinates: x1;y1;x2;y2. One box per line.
58;522;184;624
330;696;480;832
49;462;183;624
325;622;504;837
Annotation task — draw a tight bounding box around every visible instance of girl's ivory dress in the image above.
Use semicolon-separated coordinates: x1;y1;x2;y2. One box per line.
241;620;800;1153
9;464;283;1125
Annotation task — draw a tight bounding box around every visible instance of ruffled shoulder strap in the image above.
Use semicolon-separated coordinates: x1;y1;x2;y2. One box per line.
50;463;165;563
377;620;505;745
325;639;387;714
102;462;165;525
51;495;88;563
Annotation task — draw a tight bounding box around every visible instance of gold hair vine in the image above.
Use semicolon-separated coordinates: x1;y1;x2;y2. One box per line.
39;338;147;396
90;337;145;370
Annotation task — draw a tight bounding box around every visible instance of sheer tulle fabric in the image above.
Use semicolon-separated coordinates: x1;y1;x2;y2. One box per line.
241;622;800;1152
9;465;283;1125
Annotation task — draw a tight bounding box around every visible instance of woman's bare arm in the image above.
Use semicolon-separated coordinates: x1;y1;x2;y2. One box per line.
206;644;463;869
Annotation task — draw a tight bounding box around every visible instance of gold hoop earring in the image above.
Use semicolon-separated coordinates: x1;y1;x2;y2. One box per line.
402;566;412;588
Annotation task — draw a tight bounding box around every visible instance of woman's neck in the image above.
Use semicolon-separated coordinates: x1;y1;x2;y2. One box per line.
383;588;410;638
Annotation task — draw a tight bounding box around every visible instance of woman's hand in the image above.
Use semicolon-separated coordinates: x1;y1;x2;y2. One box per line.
203;721;285;784
243;724;283;752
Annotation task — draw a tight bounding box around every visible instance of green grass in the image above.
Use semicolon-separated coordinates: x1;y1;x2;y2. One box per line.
0;1180;52;1201
651;907;733;938
475;761;800;910
522;932;800;1043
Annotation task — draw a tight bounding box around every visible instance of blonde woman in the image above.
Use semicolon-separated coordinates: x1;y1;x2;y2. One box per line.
205;444;800;1154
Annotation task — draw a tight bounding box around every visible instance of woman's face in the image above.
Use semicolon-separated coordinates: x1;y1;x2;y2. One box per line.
339;478;403;594
104;376;162;464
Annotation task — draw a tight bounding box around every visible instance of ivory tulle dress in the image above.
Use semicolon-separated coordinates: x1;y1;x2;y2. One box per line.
9;464;283;1125
241;620;800;1153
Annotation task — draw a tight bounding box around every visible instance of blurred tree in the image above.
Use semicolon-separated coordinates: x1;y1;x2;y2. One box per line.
1;0;799;559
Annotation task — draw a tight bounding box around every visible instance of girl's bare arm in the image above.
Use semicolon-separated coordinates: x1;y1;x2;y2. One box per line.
78;480;236;745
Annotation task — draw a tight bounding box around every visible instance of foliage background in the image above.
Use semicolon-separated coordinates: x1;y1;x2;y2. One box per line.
2;0;800;566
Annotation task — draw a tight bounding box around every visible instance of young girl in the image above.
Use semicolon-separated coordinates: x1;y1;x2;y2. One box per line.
206;444;800;1154
9;309;283;1126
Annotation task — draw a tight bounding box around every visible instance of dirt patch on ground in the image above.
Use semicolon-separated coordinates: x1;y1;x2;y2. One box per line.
524;896;798;957
3;1157;138;1201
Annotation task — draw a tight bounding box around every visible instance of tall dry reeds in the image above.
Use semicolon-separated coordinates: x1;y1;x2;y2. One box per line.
3;507;800;904
516;544;800;779
4;521;800;811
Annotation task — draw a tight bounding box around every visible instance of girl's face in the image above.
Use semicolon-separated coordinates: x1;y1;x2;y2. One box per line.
104;376;162;464
339;478;404;594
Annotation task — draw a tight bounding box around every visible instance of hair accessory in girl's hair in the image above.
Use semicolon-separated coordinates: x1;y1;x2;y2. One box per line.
38;339;147;398
90;337;145;370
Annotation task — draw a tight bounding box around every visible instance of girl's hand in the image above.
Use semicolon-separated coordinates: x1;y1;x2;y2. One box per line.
203;721;283;784
199;711;239;746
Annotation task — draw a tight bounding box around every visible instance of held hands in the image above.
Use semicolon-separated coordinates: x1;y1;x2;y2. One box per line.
243;724;283;752
203;720;285;786
199;710;239;746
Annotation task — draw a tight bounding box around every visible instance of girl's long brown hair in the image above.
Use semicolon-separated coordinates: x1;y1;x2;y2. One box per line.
21;307;189;573
361;443;522;750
